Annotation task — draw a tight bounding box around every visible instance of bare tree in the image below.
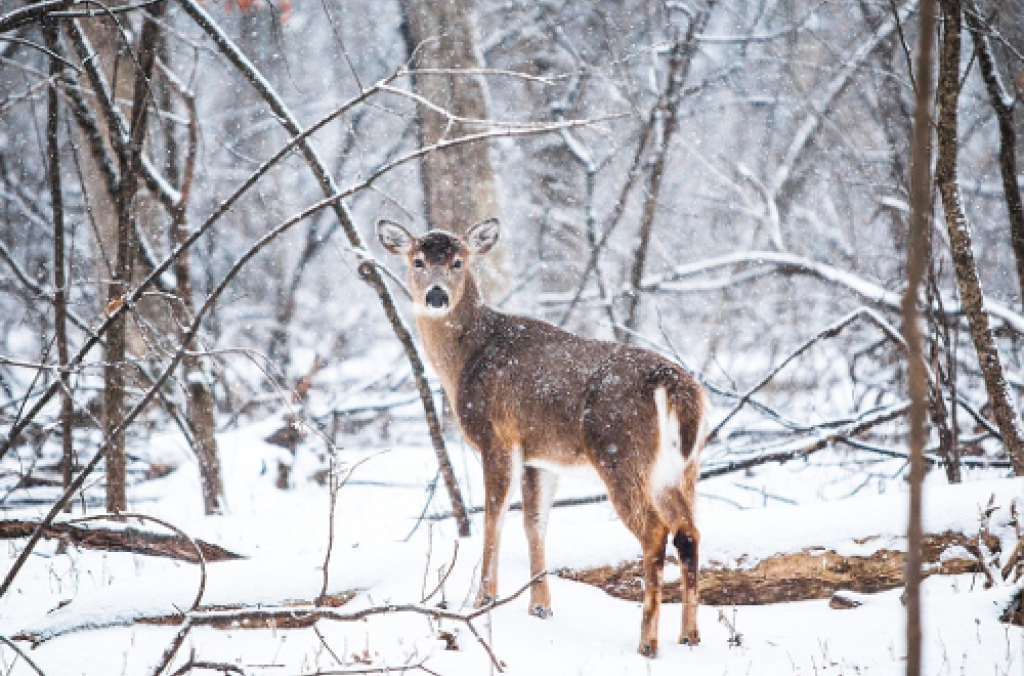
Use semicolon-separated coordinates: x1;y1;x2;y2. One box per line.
902;1;939;675
164;63;225;515
964;3;1024;304
400;0;507;296
935;0;1024;476
104;3;168;512
622;2;715;341
43;17;74;505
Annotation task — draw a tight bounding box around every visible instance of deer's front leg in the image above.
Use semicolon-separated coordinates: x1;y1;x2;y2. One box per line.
522;465;558;618
475;451;515;608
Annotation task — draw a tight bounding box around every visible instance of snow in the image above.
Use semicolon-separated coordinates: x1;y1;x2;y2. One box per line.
1;418;1021;675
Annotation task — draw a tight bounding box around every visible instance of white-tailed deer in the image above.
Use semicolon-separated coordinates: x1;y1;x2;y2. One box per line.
378;218;705;657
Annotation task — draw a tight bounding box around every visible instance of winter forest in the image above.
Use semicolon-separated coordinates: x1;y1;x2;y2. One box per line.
0;0;1022;673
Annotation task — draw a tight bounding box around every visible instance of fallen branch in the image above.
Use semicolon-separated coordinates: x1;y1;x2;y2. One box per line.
0;518;241;564
23;571;545;674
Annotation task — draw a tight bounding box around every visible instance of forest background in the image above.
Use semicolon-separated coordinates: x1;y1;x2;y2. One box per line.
0;0;1022;674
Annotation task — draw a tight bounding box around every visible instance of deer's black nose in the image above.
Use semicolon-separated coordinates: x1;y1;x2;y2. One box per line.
426;286;449;309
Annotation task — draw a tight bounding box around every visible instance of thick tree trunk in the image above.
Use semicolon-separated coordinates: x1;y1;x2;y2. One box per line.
400;0;506;297
902;1;938;674
935;0;1024;476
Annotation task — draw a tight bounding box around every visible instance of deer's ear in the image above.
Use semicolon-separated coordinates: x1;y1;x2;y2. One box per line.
465;218;500;255
377;220;414;255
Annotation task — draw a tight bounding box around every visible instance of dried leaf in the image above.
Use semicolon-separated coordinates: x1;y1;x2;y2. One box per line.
104;296;124;317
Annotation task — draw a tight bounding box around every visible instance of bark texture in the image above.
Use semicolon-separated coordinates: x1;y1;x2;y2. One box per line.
965;4;1024;306
104;1;166;512
935;0;1024;476
401;0;506;296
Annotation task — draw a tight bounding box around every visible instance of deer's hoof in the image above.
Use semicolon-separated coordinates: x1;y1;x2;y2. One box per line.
474;594;495;608
529;604;553;619
639;640;658;658
679;630;701;646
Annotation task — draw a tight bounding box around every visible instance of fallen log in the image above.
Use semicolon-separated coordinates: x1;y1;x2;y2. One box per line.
0;519;242;563
558;530;996;606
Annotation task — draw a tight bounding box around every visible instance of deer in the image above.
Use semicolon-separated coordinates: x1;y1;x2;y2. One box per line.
377;217;705;657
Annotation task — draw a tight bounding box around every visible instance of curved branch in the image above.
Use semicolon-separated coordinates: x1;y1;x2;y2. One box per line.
643;250;1024;335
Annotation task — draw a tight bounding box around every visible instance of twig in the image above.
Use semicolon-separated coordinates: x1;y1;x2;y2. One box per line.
68;513;209;610
169;660;245;676
148;618;195;676
0;0;74;32
0;635;48;676
708;308;908;441
317;452;386;604
421;541;459;604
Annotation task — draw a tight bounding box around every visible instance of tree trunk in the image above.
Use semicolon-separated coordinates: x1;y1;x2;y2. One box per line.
44;20;74;507
400;0;506;297
104;1;166;512
902;1;939;675
935;0;1024;476
622;6;712;341
169;79;226;515
964;4;1024;308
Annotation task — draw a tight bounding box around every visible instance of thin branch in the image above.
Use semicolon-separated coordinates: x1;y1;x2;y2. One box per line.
643;250;1024;335
0;36;80;71
701;402;911;479
147;619;194;676
708;307;907;441
69;513;210;610
0;635;48;676
0;0;74;33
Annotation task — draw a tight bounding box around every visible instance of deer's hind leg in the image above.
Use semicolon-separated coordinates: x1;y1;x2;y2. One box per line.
637;516;670;657
672;458;701;645
673;524;700;645
522;465;558;618
602;473;671;657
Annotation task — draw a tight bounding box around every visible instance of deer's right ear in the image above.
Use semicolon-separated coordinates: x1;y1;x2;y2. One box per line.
377;220;414;255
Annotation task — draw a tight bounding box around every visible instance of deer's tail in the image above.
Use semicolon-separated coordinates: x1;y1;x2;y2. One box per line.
650;376;705;529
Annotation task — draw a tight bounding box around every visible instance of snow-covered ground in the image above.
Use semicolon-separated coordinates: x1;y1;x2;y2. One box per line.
1;409;1021;675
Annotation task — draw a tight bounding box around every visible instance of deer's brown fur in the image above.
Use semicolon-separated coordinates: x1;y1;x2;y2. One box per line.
378;218;705;656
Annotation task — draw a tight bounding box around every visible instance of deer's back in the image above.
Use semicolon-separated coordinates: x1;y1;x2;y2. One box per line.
455;310;700;470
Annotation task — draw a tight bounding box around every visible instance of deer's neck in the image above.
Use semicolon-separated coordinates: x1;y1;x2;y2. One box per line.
415;278;492;406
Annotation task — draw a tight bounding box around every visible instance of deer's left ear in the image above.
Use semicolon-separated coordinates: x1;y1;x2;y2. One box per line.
466;218;500;255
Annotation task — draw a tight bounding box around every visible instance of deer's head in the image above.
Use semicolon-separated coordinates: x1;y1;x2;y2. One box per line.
376;218;500;317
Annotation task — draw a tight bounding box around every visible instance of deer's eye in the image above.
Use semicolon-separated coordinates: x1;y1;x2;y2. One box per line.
414;259;425;269
452;259;463;270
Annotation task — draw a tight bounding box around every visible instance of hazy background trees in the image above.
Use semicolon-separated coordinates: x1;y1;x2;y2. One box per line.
1;0;1023;520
